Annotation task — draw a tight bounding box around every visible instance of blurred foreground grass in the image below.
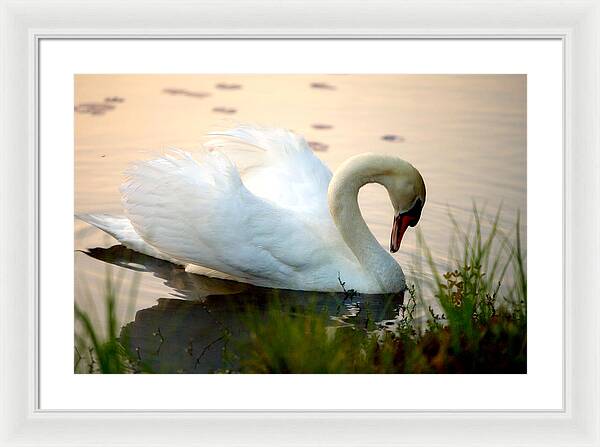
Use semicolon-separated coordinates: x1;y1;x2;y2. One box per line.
75;207;526;374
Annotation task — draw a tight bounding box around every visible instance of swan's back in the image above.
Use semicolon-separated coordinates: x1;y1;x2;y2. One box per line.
118;126;356;291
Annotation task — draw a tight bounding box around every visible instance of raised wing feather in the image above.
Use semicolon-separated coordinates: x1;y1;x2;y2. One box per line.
205;126;333;218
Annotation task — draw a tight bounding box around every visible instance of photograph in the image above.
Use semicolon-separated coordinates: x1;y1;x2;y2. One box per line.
74;74;527;374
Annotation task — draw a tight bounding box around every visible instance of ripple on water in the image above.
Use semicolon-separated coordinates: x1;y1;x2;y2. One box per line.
310;82;336;90
308;141;329;152
215;83;242;90
212;107;237;114
162;88;210;98
75;103;116;116
381;134;406;143
311;123;333;130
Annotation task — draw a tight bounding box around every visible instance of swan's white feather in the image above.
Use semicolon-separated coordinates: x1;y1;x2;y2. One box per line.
76;213;177;262
119;145;358;291
205;126;332;218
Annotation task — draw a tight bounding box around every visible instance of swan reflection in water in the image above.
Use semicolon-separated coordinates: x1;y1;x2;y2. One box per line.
83;245;405;373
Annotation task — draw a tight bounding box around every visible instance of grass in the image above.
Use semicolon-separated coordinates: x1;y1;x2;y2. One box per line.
74;267;148;373
75;206;526;374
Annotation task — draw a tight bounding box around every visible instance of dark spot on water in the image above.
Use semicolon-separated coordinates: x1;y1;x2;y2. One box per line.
215;83;242;90
311;123;333;130
308;141;329;152
104;96;125;103
381;134;405;143
162;88;210;99
310;82;336;90
212;107;237;114
100;154;106;158
75;102;116;116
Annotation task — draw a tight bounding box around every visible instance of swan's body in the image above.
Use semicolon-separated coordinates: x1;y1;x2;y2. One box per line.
78;126;425;294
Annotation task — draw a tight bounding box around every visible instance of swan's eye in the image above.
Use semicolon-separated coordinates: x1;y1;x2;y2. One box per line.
405;198;423;227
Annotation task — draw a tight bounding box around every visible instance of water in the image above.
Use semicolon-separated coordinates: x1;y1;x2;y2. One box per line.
74;75;526;372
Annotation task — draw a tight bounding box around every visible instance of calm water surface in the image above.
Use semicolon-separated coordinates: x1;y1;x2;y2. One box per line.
74;75;526;372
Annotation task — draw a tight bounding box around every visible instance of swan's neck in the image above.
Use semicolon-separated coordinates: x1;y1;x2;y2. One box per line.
328;154;409;290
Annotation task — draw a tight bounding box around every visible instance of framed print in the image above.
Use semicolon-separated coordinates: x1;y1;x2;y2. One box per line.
1;1;599;446
71;71;528;378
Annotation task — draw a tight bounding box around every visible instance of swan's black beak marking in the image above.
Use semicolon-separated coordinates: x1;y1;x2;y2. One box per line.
390;198;423;253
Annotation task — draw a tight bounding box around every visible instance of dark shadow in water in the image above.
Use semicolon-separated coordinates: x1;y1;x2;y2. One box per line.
311;123;333;130
83;245;405;373
162;88;210;99
310;82;336;90
215;82;242;90
381;134;406;143
75;102;116;116
104;96;125;103
212;106;237;115
75;97;125;116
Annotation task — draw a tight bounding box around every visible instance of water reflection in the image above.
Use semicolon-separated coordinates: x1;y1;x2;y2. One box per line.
84;245;405;373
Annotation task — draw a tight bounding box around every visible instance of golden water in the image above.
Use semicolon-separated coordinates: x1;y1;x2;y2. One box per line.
75;75;526;369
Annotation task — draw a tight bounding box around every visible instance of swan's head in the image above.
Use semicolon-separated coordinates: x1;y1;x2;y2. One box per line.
329;152;426;253
376;158;426;253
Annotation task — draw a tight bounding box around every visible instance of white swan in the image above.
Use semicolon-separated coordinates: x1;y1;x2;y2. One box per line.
78;126;426;294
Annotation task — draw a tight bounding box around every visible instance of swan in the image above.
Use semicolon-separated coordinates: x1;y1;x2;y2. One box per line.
77;125;426;294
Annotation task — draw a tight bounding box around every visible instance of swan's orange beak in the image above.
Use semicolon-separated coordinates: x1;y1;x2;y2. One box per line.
390;199;423;253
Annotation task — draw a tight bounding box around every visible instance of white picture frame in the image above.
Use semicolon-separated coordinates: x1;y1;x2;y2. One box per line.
1;0;598;445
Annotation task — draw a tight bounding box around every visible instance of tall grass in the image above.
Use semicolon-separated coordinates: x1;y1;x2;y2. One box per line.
74;268;144;373
75;206;526;374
